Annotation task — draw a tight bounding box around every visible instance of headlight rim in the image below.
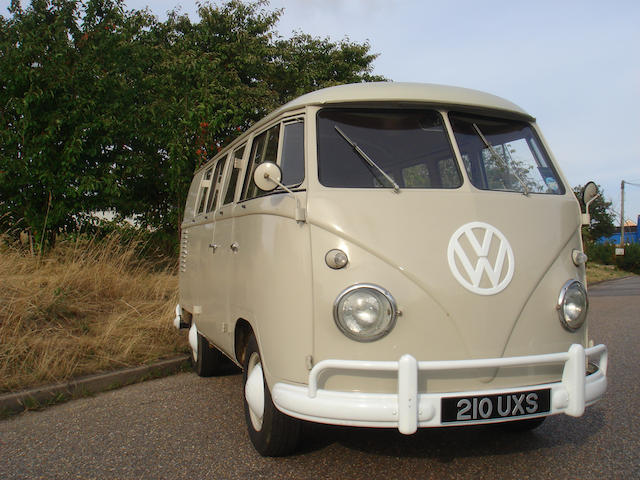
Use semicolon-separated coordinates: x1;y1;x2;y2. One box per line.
556;279;588;331
333;283;398;342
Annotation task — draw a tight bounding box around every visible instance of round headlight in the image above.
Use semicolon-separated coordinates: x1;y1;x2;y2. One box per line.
556;280;588;331
333;284;397;342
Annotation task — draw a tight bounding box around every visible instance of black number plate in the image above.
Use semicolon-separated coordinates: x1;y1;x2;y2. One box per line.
441;388;551;423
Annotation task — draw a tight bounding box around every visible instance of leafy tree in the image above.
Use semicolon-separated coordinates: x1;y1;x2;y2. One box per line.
573;184;616;242
270;32;384;104
0;0;160;245
151;2;385;231
0;0;385;247
144;0;284;232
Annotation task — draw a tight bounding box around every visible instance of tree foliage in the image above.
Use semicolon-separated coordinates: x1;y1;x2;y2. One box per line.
0;0;385;244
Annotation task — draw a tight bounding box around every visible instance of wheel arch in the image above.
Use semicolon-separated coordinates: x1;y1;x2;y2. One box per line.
179;305;193;326
234;318;254;367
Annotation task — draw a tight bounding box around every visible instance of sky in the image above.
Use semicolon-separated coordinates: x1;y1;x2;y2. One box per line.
3;0;639;223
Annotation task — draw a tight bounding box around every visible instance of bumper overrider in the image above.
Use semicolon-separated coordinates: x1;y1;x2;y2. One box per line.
272;344;607;434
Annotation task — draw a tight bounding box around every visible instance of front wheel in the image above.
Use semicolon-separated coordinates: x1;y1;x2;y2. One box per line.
242;333;301;456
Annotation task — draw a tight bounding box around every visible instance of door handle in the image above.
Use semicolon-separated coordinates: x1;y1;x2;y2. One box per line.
230;242;239;253
208;243;218;252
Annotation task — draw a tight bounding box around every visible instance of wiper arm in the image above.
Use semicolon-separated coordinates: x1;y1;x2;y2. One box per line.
334;126;400;193
472;123;530;196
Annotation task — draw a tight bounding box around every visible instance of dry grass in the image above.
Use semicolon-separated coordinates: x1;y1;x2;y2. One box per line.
587;262;634;285
0;233;188;393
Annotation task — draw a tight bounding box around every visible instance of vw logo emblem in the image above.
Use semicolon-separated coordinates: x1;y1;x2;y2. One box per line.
447;222;515;295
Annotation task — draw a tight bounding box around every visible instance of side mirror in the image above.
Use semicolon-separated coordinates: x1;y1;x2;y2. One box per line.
252;162;306;223
582;181;598;206
580;181;600;225
253;162;282;192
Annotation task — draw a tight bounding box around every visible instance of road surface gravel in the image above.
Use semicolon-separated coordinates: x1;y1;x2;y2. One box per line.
1;276;638;479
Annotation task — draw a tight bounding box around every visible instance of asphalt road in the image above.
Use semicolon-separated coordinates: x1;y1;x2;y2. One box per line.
1;276;638;479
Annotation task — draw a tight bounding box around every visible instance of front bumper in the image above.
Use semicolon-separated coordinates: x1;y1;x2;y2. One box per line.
272;343;607;434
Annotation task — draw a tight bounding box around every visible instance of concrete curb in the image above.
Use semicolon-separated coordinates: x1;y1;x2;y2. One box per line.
0;355;191;415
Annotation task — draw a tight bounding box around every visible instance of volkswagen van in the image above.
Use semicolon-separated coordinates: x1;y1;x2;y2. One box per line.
174;82;607;456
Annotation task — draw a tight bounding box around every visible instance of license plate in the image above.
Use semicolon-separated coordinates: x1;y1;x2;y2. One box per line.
441;388;551;423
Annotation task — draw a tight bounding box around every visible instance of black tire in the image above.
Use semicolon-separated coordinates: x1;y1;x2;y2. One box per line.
242;333;301;456
192;329;228;377
500;416;546;432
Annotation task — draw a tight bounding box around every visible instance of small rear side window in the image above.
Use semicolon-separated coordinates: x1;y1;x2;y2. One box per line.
196;168;213;215
224;145;245;205
206;156;228;213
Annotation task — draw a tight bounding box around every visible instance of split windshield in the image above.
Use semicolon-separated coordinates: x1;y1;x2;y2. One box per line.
448;112;565;195
317;109;462;189
317;108;565;195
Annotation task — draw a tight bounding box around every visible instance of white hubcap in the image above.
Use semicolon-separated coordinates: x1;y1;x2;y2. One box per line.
188;323;198;362
245;352;265;431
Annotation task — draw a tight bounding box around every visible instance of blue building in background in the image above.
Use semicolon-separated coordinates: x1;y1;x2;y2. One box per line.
598;214;639;244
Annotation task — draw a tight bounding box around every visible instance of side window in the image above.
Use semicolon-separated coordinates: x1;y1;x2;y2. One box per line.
206;155;228;213
241;124;281;201
223;145;245;205
184;172;202;220
280;120;304;186
196;167;213;215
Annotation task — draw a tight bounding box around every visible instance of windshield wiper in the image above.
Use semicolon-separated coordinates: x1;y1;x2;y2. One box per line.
334;125;400;193
472;123;530;196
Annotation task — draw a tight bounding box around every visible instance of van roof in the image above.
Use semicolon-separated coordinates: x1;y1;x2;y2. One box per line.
198;82;534;173
271;82;533;122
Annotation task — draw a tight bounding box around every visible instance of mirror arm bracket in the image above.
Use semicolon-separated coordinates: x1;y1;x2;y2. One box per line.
264;173;306;223
582;193;600;226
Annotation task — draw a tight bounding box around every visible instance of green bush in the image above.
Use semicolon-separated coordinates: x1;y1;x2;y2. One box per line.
615;243;640;274
585;241;640;274
584;242;615;265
